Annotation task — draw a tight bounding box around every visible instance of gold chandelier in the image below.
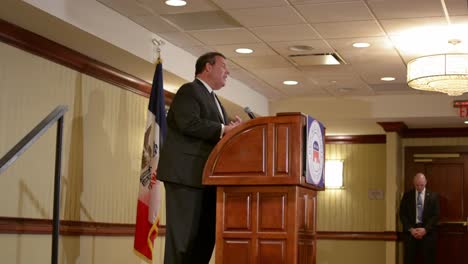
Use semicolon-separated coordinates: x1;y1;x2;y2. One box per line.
407;53;468;96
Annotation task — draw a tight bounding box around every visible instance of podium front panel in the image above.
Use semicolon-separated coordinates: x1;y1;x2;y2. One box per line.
216;186;317;264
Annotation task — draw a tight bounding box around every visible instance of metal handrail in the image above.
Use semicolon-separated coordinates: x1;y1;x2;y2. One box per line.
0;105;68;264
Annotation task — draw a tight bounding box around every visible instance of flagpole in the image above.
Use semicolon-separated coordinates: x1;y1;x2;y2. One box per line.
133;37;167;263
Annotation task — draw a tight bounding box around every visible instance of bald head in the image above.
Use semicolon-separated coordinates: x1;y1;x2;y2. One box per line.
413;173;427;192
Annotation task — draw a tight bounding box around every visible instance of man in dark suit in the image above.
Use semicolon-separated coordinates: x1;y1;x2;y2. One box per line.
157;52;242;264
399;172;440;264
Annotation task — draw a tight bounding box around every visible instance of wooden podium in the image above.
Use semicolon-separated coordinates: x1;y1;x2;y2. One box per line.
203;112;323;264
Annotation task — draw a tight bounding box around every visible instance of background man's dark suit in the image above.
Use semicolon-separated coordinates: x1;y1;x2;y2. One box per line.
399;188;440;264
157;79;227;263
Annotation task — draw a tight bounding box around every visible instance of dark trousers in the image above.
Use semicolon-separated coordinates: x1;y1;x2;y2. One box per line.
163;182;216;264
403;231;437;264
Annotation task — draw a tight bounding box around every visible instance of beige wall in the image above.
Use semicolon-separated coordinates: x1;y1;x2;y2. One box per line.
319;144;386;231
317;240;386;264
0;41;168;263
316;144;387;264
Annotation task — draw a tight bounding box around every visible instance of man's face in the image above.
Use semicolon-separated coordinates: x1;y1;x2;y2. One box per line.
207;56;229;90
414;176;426;192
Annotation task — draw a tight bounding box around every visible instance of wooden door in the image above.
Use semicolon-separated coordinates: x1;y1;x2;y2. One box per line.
405;146;468;264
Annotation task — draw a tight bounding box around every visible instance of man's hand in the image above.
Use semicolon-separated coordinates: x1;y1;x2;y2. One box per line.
410;227;426;239
223;115;242;135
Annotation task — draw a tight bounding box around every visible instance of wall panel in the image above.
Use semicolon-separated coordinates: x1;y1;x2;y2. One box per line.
318;144;386;231
0;42;153;224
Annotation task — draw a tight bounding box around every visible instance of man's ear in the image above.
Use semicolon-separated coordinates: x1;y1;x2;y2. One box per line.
205;63;212;72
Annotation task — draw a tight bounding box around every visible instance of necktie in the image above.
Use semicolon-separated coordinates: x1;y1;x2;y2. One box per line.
211;91;225;124
417;191;423;223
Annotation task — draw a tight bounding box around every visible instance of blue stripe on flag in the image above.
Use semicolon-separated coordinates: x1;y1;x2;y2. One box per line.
149;60;167;143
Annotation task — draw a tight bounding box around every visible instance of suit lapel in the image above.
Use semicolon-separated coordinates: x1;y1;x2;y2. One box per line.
194;79;226;124
410;191;417;220
423;191;431;212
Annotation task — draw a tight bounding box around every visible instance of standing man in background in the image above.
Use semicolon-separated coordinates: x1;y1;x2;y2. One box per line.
399;172;440;264
157;52;242;264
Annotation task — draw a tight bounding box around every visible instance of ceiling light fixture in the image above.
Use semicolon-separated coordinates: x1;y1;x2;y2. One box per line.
465;120;468;124
283;80;298;85
165;0;187;7
407;39;468;96
352;42;370;48
235;48;253;54
381;77;395;81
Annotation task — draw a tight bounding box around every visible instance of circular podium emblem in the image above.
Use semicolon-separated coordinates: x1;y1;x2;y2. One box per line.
307;120;324;185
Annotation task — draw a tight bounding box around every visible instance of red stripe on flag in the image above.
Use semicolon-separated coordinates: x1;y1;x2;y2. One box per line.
134;200;153;261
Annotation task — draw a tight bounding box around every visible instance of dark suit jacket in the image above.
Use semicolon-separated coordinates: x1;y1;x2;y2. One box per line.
157;79;227;188
399;189;440;233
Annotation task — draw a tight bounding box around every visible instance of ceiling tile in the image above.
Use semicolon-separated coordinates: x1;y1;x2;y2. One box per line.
226;6;304;27
324;83;375;97
445;0;468;16
450;15;468;23
189;28;261;45
314;20;385;38
328;37;394;53
211;0;287;9
253;67;305;82
158;32;204;47
298;65;360;85
130;15;179;33
270;39;333;56
97;0;153;16
213;43;277;57
352;59;407;84
251;24;320;42
290;0;361;3
265;71;325;91
296;2;374;23
138;0;219;14
228;67;285;99
380;17;447;36
371;83;415;95
161;11;241;31
366;0;444;19
230;55;292;70
277;85;329;97
183;45;216;57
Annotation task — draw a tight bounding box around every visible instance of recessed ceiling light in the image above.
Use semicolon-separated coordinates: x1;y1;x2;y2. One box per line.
464;120;468;124
235;48;253;54
165;0;187;7
352;42;370;48
381;77;395;81
288;45;314;52
283;80;299;85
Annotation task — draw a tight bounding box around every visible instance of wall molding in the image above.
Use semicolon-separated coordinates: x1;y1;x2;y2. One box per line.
316;231;398;241
0;217;398;241
0;217;143;236
378;121;468;138
325;134;386;144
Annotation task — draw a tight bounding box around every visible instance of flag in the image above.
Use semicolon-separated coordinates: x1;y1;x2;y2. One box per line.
134;58;167;262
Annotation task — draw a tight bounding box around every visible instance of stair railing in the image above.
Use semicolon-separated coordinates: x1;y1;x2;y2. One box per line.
0;105;68;264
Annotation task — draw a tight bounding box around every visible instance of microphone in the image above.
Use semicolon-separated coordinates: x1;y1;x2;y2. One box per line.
244;106;256;119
